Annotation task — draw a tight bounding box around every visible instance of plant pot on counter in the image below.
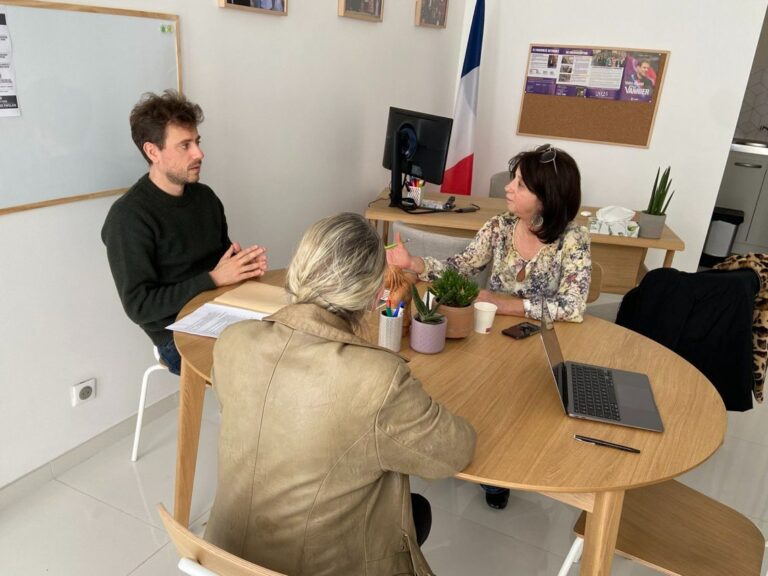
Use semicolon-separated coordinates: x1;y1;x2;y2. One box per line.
437;304;474;338
638;211;666;239
410;317;447;354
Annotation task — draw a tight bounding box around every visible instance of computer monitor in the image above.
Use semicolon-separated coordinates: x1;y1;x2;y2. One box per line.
382;107;453;208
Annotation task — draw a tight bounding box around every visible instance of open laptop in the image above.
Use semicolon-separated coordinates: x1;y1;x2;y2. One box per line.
539;301;664;432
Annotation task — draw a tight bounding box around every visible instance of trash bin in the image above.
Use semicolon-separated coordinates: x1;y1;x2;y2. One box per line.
699;207;744;267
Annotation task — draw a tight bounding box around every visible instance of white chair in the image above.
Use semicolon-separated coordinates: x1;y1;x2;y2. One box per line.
391;220;489;287
489;170;508;198
157;504;287;576
131;346;171;462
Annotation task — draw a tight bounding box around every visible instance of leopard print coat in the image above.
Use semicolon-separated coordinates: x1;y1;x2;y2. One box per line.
714;253;768;403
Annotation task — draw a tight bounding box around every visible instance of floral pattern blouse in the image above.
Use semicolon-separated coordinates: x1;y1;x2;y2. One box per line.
420;213;592;322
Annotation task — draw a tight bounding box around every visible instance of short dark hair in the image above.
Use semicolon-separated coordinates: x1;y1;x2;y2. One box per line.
509;147;581;244
129;90;204;164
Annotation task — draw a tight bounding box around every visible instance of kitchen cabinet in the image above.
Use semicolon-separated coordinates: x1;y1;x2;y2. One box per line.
715;144;768;252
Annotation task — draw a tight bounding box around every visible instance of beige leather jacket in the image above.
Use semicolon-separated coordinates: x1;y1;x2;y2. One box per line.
205;303;476;575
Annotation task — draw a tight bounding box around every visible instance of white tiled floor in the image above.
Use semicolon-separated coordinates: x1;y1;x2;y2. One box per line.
1;388;767;576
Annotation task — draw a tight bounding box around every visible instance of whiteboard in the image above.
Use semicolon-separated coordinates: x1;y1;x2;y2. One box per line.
0;1;180;214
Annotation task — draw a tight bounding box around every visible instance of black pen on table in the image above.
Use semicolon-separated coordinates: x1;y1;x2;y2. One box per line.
573;434;640;454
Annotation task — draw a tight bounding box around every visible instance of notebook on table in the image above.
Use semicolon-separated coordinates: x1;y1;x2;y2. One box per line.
213;281;291;314
538;300;663;432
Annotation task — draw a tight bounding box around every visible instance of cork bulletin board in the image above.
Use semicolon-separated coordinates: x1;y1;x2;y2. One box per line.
517;45;669;147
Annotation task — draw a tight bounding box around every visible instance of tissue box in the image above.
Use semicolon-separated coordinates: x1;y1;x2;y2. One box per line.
588;218;640;237
588;206;640;237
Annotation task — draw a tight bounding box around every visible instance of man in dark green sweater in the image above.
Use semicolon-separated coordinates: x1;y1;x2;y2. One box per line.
102;91;268;374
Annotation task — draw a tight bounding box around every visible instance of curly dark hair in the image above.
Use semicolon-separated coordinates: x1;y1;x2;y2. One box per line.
508;147;581;244
129;90;204;164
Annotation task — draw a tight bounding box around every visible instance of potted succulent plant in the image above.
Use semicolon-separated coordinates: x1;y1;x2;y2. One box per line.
430;268;480;338
409;284;447;354
638;166;675;239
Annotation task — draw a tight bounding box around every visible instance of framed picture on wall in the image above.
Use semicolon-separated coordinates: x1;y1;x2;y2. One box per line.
415;0;447;28
338;0;383;22
218;0;288;16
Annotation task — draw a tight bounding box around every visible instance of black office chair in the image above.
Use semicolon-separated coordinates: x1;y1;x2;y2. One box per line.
616;267;760;411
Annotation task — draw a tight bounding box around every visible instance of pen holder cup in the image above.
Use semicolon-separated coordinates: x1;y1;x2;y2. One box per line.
378;310;404;353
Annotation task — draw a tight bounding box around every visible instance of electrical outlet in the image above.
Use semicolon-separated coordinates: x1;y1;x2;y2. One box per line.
71;378;97;407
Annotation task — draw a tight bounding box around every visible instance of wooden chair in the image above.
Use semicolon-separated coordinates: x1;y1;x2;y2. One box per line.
488;170;508;198
157;504;287;576
557;480;765;576
586;261;603;304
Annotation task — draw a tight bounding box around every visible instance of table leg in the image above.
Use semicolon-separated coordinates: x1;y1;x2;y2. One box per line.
173;359;206;527
579;489;625;575
634;248;649;286
662;249;675;268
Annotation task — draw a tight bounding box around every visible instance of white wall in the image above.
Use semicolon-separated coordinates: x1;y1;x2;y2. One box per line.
3;0;766;489
0;0;467;487
472;0;768;272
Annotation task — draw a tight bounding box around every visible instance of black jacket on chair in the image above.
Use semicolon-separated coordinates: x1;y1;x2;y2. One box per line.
617;268;759;411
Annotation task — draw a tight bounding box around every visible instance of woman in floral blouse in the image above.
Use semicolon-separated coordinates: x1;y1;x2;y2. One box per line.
387;144;591;510
387;144;591;323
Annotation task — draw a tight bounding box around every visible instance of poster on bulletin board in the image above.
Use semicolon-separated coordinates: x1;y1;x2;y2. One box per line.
525;46;662;103
518;44;669;147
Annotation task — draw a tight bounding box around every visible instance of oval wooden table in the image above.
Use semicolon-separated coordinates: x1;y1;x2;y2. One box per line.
172;271;726;576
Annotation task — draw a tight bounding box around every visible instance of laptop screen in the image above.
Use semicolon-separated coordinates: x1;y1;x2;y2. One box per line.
539;300;568;411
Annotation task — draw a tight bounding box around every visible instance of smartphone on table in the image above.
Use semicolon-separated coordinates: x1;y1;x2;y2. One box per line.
501;322;540;340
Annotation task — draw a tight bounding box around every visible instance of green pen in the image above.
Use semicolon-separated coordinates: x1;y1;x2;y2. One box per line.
385;239;410;250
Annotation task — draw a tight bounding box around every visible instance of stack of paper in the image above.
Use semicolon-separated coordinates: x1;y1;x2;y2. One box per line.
167;281;292;338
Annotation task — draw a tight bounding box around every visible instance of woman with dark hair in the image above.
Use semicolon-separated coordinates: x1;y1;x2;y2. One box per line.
387;144;591;324
387;145;590;511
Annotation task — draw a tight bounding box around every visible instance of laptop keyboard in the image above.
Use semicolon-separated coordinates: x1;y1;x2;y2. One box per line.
570;365;621;421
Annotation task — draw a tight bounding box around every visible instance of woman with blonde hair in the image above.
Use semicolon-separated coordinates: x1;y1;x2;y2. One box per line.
206;212;476;576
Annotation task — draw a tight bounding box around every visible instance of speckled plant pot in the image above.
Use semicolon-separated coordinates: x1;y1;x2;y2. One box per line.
409;317;447;354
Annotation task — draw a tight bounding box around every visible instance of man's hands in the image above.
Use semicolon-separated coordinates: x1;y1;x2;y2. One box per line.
210;243;268;287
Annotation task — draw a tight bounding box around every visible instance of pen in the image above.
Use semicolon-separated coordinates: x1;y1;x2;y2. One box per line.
386;299;393;317
384;239;411;250
573;434;640;454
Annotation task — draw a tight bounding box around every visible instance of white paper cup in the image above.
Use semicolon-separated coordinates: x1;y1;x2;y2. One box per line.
473;302;498;334
378;310;404;352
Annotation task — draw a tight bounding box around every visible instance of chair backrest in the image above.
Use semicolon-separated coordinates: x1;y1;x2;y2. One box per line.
586;261;603;304
391;220;489;287
157;504;287;576
489;171;508;198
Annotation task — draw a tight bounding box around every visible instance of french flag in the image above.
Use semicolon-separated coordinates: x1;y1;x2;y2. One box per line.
441;0;485;196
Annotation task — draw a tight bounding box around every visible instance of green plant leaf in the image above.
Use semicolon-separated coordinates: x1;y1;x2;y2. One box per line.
411;284;444;324
647;166;674;215
430;268;480;308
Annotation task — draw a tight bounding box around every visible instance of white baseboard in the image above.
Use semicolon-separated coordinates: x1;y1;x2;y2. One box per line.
0;392;179;511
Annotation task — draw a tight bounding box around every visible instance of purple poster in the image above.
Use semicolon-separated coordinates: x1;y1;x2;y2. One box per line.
525;45;661;104
619;52;660;103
